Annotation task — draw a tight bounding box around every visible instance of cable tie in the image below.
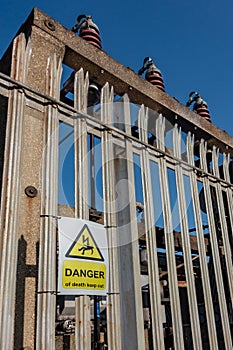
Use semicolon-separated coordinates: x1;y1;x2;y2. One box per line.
37;290;59;295
40;214;61;219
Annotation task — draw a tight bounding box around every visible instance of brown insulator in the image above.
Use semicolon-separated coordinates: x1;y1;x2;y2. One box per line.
186;91;212;122
79;27;102;49
72;15;102;49
145;71;165;92
138;57;165;92
195;105;211;122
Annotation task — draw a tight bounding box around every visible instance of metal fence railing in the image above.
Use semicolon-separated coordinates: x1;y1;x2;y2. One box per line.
0;36;233;349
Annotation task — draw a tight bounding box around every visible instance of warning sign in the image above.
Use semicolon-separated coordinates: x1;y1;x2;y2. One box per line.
62;260;106;290
65;224;104;261
58;217;108;296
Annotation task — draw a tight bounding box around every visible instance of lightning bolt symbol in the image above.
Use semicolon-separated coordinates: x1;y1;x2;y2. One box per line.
82;235;89;246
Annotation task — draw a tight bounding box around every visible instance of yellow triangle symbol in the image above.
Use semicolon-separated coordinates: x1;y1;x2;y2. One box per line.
65;224;104;261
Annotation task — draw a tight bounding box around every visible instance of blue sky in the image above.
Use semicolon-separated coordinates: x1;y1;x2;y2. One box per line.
1;0;233;137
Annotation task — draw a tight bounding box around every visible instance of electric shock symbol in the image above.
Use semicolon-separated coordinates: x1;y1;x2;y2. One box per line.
65;224;104;261
78;235;94;255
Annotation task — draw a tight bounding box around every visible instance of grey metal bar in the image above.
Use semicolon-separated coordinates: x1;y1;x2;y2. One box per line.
156;115;185;350
212;147;233;312
186;133;219;349
36;53;62;350
73;68;91;350
0;33;29;350
138;105;165;349
223;154;233;257
173;125;202;349
101;83;122;350
113;94;145;349
123;100;145;350
200;140;232;349
74;68;89;219
75;295;91;349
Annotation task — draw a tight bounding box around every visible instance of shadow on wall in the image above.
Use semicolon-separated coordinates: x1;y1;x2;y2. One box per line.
14;235;39;350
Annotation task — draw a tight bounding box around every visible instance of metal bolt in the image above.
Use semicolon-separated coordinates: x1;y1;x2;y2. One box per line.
44;19;55;31
25;186;38;198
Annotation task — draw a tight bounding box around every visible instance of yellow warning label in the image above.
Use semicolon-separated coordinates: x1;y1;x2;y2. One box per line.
65;224;104;261
62;260;106;290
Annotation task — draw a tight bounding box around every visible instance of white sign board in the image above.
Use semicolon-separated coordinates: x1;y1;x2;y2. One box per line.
58;217;109;295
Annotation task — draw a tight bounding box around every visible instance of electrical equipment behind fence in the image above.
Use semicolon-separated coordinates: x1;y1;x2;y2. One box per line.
60;15;101;105
186;91;211;122
72;14;102;49
138;57;165;92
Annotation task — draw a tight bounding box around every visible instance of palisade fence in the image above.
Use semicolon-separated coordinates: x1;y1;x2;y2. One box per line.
0;37;233;350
